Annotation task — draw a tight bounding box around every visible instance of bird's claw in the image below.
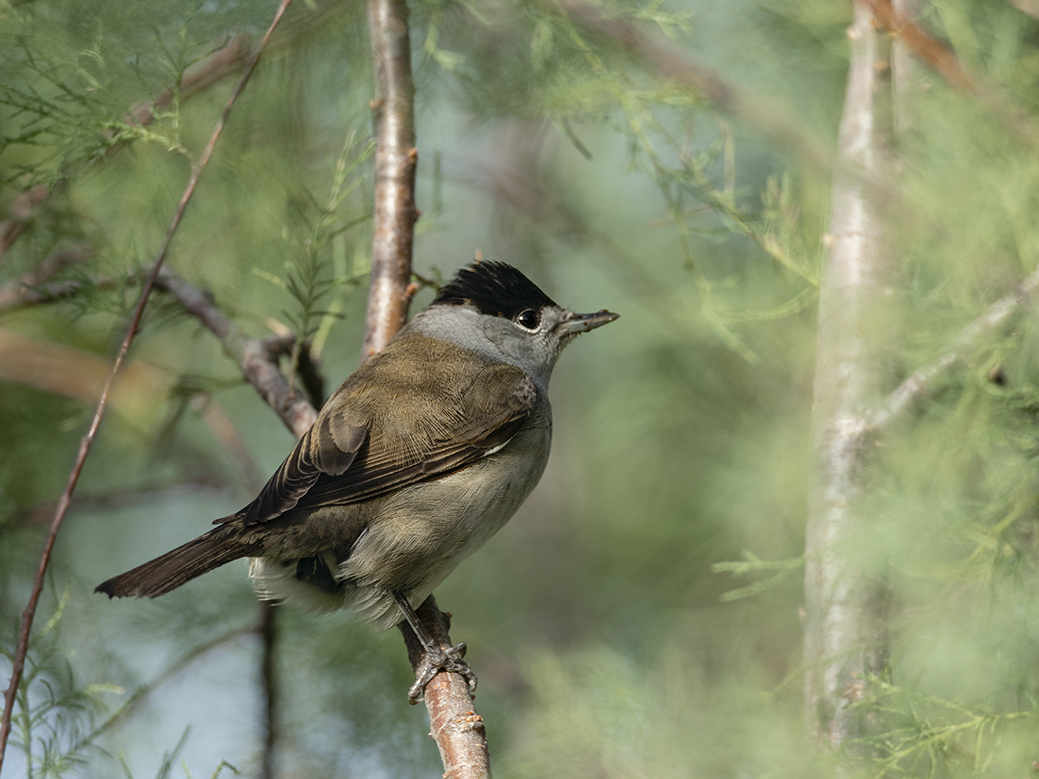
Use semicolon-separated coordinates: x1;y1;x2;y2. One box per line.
407;641;478;704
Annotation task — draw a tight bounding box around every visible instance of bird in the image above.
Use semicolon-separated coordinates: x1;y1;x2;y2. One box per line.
97;260;617;697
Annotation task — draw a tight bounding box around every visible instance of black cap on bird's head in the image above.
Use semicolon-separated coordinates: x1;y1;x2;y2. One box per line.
434;262;559;320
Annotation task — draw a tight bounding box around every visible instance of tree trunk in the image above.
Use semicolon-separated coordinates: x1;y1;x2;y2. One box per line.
803;0;895;753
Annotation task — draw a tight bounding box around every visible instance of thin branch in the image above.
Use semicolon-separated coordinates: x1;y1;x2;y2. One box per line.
365;0;490;774
399;598;491;779
156;275;317;437
0;265;321;435
258;602;279;779
0;0;294;768
364;0;419;359
870;263;1039;431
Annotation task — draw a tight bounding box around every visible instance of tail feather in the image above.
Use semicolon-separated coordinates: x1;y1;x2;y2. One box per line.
96;526;254;598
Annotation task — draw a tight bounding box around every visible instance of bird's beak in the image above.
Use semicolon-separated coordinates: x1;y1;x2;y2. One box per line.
561;309;620;334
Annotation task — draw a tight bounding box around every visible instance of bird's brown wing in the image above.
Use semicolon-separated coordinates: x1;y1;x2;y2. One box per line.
221;350;538;528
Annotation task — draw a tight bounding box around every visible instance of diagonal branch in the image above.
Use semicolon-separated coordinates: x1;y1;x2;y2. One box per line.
0;0;294;768
156;275;317;437
870;263;1039;431
0;262;320;434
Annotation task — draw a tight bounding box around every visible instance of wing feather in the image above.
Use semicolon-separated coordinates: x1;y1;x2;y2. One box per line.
223;333;538;527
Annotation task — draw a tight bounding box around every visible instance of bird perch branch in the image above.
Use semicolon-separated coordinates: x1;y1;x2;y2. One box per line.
364;0;491;775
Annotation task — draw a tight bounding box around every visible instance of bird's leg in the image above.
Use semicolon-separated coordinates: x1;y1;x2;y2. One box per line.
393;591;477;703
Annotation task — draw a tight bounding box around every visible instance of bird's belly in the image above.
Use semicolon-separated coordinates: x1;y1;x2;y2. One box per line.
340;424;551;628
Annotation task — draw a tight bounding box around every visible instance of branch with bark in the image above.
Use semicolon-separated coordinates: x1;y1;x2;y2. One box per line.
156;275;318;436
365;0;491;774
803;0;896;754
399;598;491;778
0;260;323;438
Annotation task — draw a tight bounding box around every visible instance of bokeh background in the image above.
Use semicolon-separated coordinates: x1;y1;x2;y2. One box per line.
3;0;1039;776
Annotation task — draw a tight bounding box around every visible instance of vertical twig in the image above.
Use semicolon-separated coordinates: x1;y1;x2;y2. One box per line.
890;0;925;138
803;0;895;755
259;601;279;779
0;0;294;769
364;0;419;359
364;1;491;776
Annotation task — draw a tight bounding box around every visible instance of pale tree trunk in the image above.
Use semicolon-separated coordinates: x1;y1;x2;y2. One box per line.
803;0;896;753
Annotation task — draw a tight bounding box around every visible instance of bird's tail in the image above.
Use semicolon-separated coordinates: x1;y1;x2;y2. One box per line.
96;525;254;599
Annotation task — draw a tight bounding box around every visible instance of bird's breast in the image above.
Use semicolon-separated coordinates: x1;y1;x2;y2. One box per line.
340;418;552;594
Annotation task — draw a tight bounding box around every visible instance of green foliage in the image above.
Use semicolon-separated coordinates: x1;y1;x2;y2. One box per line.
502;644;834;779
4;0;1039;777
711;549;804;602
854;677;1032;778
4;589;115;777
0;0;218;189
252;131;374;386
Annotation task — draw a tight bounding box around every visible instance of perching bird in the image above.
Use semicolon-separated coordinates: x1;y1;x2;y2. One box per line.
97;261;617;695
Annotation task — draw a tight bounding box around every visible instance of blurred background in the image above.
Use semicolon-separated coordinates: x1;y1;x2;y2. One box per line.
3;0;1039;776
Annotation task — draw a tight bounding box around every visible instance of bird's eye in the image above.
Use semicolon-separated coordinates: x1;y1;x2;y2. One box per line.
515;309;540;330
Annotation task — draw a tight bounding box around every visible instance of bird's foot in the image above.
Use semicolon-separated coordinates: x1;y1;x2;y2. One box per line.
407;640;478;704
